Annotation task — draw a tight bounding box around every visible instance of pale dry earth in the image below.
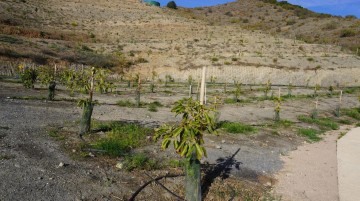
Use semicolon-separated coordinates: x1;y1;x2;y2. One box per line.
274;125;354;201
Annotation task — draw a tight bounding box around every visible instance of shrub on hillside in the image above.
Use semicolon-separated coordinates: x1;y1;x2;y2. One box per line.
340;29;357;37
166;1;177;9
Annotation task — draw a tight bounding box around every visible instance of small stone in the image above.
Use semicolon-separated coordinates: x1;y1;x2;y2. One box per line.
115;162;123;169
72;149;76;153
58;162;64;167
215;145;222;149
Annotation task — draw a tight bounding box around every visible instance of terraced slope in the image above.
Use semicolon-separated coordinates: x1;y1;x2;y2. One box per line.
0;0;359;86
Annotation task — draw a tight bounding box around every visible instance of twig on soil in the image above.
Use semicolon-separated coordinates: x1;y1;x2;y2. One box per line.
128;173;185;201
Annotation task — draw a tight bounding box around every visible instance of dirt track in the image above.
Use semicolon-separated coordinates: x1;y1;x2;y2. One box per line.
274;126;353;201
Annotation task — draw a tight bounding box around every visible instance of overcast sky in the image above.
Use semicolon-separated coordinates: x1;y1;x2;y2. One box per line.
156;0;360;18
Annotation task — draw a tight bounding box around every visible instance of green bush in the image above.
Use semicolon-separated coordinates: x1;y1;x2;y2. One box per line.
166;1;177;9
340;29;357;37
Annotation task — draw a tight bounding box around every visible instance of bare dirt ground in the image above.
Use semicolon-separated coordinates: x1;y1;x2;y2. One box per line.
273;125;353;201
0;80;359;200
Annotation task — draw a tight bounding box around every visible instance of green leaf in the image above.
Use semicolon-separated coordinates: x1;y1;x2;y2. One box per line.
195;143;203;160
173;140;179;149
186;145;195;158
173;127;183;138
180;144;189;157
161;138;171;149
202;147;208;158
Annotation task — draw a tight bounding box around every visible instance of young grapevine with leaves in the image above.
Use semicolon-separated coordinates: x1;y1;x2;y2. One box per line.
155;97;217;200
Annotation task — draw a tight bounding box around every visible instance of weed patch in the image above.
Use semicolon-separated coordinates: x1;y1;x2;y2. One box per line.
147;101;163;112
166;159;184;168
116;100;135;107
92;122;153;157
48;129;65;141
337;119;352;125
342;108;360;120
298;115;339;130
123;153;159;171
297;128;322;141
219;122;257;134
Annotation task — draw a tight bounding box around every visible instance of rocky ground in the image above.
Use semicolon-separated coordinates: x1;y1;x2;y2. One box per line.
0;80;359;200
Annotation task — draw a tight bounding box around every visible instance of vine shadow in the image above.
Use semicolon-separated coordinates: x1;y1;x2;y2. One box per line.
201;148;241;199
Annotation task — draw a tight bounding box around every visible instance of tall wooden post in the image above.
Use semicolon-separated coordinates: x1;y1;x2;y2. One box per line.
200;66;206;105
136;76;141;108
185;66;206;201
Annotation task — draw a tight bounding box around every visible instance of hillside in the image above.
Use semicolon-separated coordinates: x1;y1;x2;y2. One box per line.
0;0;359;86
185;0;360;52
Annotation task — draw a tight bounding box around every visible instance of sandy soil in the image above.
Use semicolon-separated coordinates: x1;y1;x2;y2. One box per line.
273;125;353;201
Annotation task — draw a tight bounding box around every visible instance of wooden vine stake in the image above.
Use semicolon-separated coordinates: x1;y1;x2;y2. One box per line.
186;66;206;201
135;75;141;108
199;66;206;105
